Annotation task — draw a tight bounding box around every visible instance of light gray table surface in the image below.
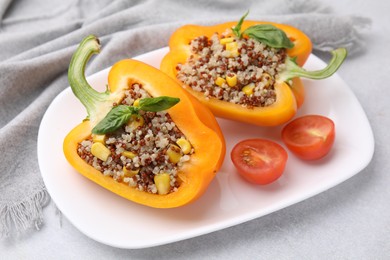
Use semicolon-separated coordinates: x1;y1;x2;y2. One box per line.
2;0;390;259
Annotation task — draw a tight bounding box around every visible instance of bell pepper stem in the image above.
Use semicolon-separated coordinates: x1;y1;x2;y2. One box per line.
68;35;110;120
278;48;347;82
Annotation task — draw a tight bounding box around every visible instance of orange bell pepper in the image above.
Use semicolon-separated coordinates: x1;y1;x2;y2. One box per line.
160;14;347;126
63;35;225;208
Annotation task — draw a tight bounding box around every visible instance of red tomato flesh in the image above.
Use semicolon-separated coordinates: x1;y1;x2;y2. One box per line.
282;115;335;160
231;139;288;185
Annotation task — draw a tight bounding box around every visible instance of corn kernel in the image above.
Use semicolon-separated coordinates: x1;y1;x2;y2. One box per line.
127;114;144;131
92;134;106;144
122;151;136;159
176;138;191;154
261;73;273;87
229;50;239;57
226;42;239;57
242;83;255;95
215;76;226;87
220;37;234;45
154;173;171;195
91;142;111;162
226;74;237;87
133;98;141;107
226;42;238;52
123;166;139;178
167;144;182;164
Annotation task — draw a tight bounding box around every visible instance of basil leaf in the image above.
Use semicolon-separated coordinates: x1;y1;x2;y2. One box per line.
92;105;137;134
231;10;249;38
91;96;180;134
138;96;180;112
243;24;294;49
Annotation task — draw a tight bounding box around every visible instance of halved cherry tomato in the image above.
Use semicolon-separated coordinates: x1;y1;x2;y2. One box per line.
231;139;288;185
281;115;335;160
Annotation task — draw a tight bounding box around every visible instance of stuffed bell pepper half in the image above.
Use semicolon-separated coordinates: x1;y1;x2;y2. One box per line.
160;12;347;126
63;35;225;208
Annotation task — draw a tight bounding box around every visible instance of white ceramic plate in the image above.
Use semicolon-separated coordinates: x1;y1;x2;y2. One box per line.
38;47;374;249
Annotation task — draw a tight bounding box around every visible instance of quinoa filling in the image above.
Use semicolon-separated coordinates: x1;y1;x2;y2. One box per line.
77;83;193;194
176;33;287;108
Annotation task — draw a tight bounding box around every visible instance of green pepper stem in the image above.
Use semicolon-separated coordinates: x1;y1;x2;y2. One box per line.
278;48;347;82
68;35;110;120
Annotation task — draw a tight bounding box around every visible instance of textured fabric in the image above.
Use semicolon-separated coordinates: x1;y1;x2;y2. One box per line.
0;0;370;238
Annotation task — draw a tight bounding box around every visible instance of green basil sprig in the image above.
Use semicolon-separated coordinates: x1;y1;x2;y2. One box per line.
231;11;294;49
138;96;181;112
91;105;137;134
231;10;248;38
242;24;294;49
92;96;180;134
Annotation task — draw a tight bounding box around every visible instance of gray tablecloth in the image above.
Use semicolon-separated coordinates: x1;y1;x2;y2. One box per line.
1;0;389;258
